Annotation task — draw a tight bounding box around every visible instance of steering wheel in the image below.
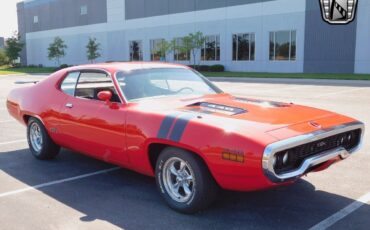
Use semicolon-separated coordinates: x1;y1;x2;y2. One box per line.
176;87;194;94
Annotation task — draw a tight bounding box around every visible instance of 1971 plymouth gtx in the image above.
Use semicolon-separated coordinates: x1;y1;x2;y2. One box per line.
7;62;364;213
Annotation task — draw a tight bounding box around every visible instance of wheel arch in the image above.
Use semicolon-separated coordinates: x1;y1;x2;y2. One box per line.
23;114;31;124
23;114;46;126
146;141;218;185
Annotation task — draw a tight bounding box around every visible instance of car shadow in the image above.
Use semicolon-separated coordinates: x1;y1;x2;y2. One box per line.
1;148;369;230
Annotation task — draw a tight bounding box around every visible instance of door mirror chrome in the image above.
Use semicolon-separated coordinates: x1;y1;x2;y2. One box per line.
97;91;112;103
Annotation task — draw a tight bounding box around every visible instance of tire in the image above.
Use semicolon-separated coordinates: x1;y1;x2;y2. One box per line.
27;117;60;160
155;147;219;214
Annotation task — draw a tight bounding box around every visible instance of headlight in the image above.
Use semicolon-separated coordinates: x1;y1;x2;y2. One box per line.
282;151;289;165
272;155;277;167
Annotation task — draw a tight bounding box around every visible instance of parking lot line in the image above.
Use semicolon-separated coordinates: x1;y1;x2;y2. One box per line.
0;120;14;123
0;167;120;198
0;139;27;146
313;88;365;98
231;85;308;92
309;191;370;230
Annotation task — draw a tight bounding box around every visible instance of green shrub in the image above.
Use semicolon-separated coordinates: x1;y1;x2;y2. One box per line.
12;63;22;68
199;65;211;72
210;65;225;72
188;65;211;72
54;64;70;71
60;64;69;69
188;65;224;72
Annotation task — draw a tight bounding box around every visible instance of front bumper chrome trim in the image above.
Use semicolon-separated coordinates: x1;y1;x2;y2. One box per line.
262;121;365;183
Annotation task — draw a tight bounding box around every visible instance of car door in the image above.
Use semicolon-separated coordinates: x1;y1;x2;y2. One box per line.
57;70;128;163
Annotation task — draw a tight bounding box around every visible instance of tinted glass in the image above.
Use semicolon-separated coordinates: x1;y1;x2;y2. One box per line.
202;35;220;61
270;31;296;61
150;39;164;61
233;33;255;61
250;33;255;60
130;41;143;61
232;34;237;61
290;31;296;61
240;34;249;60
269;32;275;60
61;72;79;96
174;38;190;61
275;31;290;61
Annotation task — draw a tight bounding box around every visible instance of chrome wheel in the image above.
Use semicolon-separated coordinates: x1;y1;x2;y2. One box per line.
29;122;43;153
162;157;195;203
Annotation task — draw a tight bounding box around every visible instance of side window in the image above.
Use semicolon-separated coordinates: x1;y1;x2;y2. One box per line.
75;72;121;102
61;72;80;96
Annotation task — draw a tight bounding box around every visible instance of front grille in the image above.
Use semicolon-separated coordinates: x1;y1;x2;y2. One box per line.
274;129;362;174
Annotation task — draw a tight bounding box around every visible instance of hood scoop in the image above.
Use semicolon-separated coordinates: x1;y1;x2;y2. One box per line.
186;102;247;116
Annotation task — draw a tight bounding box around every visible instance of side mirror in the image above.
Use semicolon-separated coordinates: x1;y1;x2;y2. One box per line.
97;91;112;103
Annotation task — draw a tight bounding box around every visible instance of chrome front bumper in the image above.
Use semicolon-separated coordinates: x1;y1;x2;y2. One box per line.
262;121;365;183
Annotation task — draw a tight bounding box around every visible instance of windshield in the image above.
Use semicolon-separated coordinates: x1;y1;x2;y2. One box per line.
115;68;222;101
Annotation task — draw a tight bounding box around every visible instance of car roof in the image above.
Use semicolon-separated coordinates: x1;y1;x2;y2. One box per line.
65;62;189;73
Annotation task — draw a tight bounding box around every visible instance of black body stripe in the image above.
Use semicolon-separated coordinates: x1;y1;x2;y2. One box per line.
157;113;180;139
169;114;196;142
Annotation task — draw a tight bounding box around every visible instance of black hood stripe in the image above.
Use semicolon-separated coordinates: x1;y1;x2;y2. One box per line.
157;113;181;139
169;113;197;142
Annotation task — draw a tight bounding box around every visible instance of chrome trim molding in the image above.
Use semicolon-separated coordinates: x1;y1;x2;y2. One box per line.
262;121;365;183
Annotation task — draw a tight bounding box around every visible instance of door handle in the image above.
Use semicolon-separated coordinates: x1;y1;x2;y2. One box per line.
65;103;73;108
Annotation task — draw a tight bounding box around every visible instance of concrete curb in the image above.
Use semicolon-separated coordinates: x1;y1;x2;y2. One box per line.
207;77;370;87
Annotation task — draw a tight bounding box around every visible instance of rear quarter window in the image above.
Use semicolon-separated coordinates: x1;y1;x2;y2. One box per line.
60;72;80;96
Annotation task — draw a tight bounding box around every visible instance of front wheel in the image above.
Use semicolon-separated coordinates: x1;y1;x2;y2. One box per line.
27;117;60;160
155;147;219;214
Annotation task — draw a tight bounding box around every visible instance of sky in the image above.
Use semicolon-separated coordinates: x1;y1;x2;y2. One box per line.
0;0;23;39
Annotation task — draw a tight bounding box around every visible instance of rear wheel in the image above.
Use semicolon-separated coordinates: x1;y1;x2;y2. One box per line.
27;117;60;160
155;147;218;214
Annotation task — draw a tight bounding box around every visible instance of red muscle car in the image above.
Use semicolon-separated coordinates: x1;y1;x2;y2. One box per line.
7;62;364;213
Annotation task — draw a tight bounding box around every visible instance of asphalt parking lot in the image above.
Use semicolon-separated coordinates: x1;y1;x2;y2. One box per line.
0;74;369;230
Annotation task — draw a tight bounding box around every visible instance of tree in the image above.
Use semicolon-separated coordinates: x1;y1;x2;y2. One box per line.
0;49;9;66
153;40;172;61
181;31;205;66
48;37;67;66
86;37;101;63
5;33;24;66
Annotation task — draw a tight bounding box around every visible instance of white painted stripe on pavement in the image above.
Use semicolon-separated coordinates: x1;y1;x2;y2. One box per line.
313;88;365;98
0;167;120;198
0;120;14;123
0;139;27;146
309;192;370;230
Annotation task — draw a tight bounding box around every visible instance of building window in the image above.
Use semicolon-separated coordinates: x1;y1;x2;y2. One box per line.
80;5;88;15
173;38;190;61
269;30;296;61
129;40;143;61
150;39;165;61
33;16;39;24
202;35;220;61
232;33;255;61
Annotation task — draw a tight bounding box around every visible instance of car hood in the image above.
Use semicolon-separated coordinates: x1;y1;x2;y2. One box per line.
135;93;354;140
